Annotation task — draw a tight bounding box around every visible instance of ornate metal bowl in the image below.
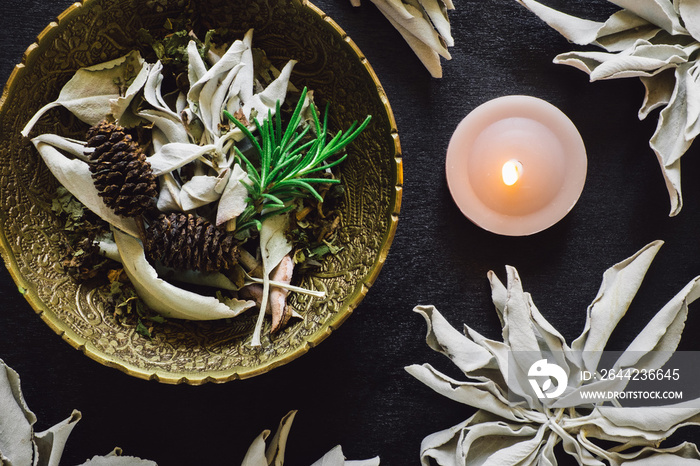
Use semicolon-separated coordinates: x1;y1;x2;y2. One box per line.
0;0;401;383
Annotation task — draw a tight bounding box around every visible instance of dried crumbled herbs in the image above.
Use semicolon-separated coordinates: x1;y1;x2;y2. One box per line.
51;187;112;281
108;269;165;339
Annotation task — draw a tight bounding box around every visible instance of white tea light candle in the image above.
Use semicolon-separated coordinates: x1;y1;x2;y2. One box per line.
446;95;587;236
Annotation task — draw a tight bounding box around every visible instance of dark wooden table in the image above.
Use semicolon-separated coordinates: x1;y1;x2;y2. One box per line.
1;0;699;464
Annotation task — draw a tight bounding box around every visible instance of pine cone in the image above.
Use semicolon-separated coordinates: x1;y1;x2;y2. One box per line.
145;213;239;272
85;120;158;217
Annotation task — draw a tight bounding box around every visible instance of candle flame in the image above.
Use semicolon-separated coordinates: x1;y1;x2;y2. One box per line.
502;160;523;186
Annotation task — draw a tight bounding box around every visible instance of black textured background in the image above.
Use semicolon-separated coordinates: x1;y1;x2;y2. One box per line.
1;0;700;465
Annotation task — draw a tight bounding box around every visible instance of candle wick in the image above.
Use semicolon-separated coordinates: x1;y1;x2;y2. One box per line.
502;159;523;186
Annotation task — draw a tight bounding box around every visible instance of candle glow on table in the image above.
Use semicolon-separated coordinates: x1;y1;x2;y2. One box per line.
446;95;587;236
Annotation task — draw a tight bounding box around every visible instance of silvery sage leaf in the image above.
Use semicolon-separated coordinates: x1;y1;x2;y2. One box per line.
217;164;251;226
614;275;700;371
188;31;252;138
32;138;140;238
622;452;700;465
179;174;225;211
156;172;183;212
251;214;293;347
188;41;207;84
570;240;662;373
225;33;255;117
405;363;530;422
242;60;297;122
517;0;661;52
679;0;700;42
148;142;216;177
0;359;35;465
648;62;700;215
22;51;145;137
608;0;687;35
554;41;693;82
110;62;152;128
595;401;700;434
516;0;607;46
99;237;244;294
143;61;180;121
639;69;675;119
240;411;379;466
420;0;453;47
310;445;380;466
33;410;81;466
265;410;297;466
31;133;90;162
77;454;158;466
112;228;242;320
138;109;190;145
413;305;495;373
241;430;270;466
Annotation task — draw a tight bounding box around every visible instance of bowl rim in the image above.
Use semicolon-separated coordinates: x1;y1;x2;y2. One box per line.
0;0;402;384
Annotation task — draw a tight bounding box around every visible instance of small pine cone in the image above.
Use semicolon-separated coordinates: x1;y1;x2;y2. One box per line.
144;213;239;273
85;120;158;217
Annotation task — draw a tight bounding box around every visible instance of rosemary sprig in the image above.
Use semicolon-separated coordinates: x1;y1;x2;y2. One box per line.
223;87;371;235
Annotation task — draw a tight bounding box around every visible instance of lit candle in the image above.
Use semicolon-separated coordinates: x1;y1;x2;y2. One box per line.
445;95;587;236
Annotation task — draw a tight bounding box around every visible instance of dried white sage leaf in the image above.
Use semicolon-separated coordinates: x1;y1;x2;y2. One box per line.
138;109;190;145
33;410;81;466
621;453;700;465
187;40;208;90
240;411;378;466
608;0;687;35
265;410;297;466
22;51;144;137
679;0;700;42
639;68;676;119
251;213;293;346
144;60;180;121
376;8;443;78
420;0;454;47
242;60;296;122
226;32;255;116
31;133;91;162
0;359;35;465
217;164;251;226
111;62;152;128
32;139;140;238
179;174;223;211
112;228;242;320
571;240;662;372
77;455;158;466
370;0;450;78
648;63;700;215
148;143;216;177
156;172;183;212
241;430;271;466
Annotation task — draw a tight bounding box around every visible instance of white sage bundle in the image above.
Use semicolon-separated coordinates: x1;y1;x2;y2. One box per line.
352;0;454;78
517;0;700;216
408;240;700;465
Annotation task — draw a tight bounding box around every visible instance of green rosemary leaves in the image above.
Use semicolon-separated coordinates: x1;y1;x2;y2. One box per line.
224;88;371;234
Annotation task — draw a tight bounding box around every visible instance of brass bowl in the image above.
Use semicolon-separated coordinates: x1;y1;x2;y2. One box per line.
0;0;401;383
